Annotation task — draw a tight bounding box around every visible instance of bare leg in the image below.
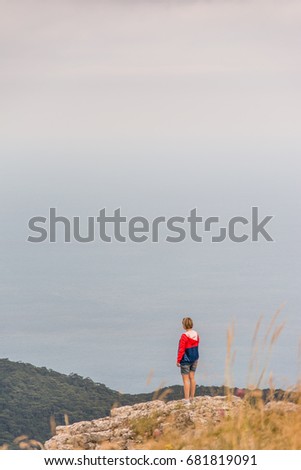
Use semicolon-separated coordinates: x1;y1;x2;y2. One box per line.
189;371;196;399
182;374;190;399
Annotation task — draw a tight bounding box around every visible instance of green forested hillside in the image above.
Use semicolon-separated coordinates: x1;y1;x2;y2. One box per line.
0;358;137;446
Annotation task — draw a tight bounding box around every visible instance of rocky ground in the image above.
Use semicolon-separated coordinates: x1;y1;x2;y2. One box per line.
44;396;247;450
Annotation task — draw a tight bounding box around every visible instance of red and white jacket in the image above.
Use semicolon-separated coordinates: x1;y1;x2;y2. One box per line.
177;329;199;364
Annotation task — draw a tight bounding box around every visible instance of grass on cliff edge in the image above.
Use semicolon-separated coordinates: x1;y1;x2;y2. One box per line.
127;393;301;450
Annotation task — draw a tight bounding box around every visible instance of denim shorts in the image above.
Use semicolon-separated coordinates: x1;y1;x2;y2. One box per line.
180;360;198;375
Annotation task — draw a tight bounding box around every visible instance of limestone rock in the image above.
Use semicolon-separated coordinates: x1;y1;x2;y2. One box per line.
45;396;245;450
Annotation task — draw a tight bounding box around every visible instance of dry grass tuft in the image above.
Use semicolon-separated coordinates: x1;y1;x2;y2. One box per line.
132;392;301;450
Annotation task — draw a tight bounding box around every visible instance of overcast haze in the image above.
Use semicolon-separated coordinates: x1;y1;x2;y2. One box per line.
0;0;301;392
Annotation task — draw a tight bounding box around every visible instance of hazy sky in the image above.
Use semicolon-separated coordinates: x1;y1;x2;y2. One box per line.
0;0;301;392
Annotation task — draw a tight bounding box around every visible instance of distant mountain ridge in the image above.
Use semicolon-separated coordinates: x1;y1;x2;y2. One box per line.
0;358;286;447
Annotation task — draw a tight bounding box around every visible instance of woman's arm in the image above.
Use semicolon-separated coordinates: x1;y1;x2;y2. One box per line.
177;333;188;364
